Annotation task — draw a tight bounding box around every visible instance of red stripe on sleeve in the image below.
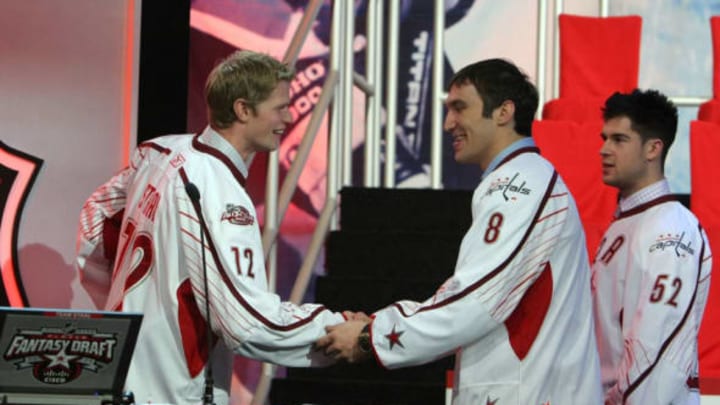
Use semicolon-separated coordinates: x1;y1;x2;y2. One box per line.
177;278;217;378
504;262;553;360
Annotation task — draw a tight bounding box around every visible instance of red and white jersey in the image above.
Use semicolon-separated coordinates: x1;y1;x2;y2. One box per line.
591;180;712;405
368;146;603;405
79;127;343;405
76;165;134;309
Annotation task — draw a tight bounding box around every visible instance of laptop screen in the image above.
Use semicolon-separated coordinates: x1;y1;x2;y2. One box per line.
0;307;142;398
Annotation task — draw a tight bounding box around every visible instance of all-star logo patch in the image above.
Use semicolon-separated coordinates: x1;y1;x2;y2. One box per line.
3;325;118;384
649;231;695;257
169;153;185;168
486;172;531;201
221;204;254;226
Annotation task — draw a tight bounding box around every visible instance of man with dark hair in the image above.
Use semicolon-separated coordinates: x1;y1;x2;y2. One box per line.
592;89;712;404
317;58;602;404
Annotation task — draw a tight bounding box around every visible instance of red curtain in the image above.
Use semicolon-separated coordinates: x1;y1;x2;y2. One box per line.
543;14;642;123
698;16;720;123
532;120;616;256
691;120;720;382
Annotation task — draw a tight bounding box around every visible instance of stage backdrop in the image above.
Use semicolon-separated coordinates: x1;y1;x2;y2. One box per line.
0;0;139;309
0;1;715;404
186;0;713;403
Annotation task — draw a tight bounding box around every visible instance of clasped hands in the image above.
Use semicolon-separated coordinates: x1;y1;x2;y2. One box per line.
315;310;372;363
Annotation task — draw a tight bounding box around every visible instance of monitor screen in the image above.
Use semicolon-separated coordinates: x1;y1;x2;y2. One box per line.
0;307;141;397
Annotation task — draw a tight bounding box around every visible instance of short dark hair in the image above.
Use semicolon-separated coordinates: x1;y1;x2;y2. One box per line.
449;58;538;137
602;89;678;165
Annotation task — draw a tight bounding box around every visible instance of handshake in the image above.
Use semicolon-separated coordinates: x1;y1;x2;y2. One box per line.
315;311;374;364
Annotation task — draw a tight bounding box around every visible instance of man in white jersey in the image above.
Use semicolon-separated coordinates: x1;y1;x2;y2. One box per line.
592;89;712;404
316;58;603;404
75;50;344;405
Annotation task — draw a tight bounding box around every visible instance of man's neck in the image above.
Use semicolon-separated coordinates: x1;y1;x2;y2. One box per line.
619;168;664;199
480;130;525;171
213;124;251;161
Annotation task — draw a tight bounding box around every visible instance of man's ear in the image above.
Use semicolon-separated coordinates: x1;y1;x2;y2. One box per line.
495;100;515;126
233;99;251;123
645;138;664;162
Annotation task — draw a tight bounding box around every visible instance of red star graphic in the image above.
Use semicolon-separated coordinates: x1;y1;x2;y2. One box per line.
385;326;404;350
486;396;498;405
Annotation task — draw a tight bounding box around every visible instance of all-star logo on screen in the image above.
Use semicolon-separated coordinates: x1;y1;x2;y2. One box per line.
3;324;118;385
0;141;43;307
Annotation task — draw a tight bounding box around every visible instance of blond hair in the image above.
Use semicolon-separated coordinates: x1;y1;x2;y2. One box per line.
205;50;294;129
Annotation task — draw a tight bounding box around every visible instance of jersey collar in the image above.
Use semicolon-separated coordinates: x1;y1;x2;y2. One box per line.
193;125;248;186
198;126;249;179
617;179;671;215
482;137;537;180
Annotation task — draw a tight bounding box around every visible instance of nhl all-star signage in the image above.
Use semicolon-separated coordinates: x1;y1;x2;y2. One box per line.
0;308;139;391
0;141;43;307
3;322;117;384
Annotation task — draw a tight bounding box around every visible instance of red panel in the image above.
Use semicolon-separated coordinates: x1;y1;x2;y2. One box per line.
690;121;720;380
697;17;720;124
558;14;642;99
542;15;642;123
712;16;720;98
177;279;216;378
542;96;606;123
690;121;720;226
121;0;136;166
701;377;720;395
505;263;553;360
698;99;720;124
533;120;616;255
699;226;720;380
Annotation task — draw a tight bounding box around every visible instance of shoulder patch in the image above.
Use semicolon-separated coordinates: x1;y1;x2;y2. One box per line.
221;204;255;226
485;172;532;201
170;153;185;168
648;231;695;257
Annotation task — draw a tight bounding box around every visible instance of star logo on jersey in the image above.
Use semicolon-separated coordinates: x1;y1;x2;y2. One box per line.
648;231;694;257
486;396;498;405
485;172;531;201
385;326;404;350
221;204;255;226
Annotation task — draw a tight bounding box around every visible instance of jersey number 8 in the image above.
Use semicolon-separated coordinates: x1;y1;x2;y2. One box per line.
484;212;504;244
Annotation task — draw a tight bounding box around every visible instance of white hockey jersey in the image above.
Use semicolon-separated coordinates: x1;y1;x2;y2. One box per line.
77;127;343;405
368;146;603;404
592;180;712;405
76;164;133;309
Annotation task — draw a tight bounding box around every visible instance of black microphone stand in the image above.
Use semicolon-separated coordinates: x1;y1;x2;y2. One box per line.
185;182;215;405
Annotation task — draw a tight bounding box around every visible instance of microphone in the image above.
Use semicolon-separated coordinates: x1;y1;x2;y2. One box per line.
184;182;215;405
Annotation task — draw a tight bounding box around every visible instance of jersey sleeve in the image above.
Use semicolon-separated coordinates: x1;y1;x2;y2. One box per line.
75;145;157;309
605;210;709;404
369;160;569;368
177;173;343;368
75;165;134;309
